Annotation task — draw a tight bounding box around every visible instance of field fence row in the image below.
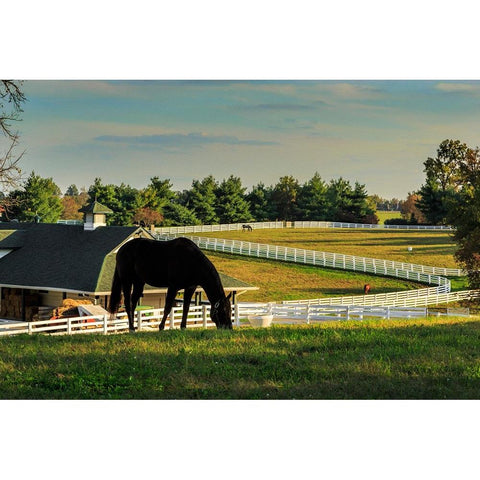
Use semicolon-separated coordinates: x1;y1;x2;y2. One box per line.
153;234;475;308
0;305;218;337
0;300;472;337
154;220;453;235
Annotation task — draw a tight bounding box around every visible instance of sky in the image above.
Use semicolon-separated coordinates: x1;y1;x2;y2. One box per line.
10;79;480;200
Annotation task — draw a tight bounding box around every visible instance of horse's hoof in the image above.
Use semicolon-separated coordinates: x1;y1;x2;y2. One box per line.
129;328;136;333
159;325;165;331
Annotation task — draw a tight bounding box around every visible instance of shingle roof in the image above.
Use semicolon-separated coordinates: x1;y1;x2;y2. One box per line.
79;200;113;214
0;223;139;293
0;223;256;294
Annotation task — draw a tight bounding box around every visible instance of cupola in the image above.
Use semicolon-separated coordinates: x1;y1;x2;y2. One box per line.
80;200;113;231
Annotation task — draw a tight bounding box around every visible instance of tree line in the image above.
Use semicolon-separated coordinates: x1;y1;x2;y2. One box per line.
1;171;378;226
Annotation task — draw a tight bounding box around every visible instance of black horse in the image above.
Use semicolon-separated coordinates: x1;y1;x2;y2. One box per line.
109;237;233;331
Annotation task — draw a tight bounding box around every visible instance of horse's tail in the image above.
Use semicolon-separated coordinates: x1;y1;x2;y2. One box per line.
109;267;122;314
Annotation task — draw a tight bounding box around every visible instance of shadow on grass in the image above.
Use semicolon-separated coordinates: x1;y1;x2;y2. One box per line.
1;321;480;400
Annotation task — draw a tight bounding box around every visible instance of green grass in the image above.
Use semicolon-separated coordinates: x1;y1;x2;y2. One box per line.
376;211;402;224
2;317;480;399
206;251;424;302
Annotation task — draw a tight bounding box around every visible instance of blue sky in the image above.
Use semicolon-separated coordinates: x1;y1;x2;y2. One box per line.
12;80;480;199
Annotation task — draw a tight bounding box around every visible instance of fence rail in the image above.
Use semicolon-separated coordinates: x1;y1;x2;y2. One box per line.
154;220;453;235
155;221;284;235
156;233;459;281
153;234;477;307
0;305;220;337
1;300;473;337
293;221;453;230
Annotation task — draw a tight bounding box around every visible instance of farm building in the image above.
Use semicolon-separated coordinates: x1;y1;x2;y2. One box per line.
0;201;256;322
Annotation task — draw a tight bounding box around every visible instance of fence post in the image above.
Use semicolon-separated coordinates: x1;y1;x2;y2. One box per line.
103;314;108;335
169;308;175;329
306;305;310;324
137;310;142;331
235;303;240;327
202;305;208;328
346;306;350;321
67;317;72;335
28;322;32;335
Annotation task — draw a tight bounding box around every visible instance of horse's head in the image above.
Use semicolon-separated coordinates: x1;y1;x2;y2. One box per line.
211;293;233;329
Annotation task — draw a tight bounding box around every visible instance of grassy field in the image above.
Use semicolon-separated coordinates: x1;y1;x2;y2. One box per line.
206;251;423;302
376;211;402;224
2;317;480;399
195;227;464;301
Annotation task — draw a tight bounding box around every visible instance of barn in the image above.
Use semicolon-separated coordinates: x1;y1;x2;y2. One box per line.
0;201;256;322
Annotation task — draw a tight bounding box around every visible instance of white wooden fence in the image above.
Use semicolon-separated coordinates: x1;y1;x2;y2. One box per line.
1;300;472;337
156;233;457;287
0;305;219;337
153;234;479;308
154;220;453;235
155;221;284;235
293;221;453;230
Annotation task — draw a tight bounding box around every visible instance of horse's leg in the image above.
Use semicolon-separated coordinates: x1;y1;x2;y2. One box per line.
159;287;178;331
130;281;145;331
122;280;134;331
180;286;196;329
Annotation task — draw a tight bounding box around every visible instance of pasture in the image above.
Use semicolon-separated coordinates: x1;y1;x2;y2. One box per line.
375;210;402;224
1;317;480;399
200;228;459;269
205;251;423;302
197;227;464;302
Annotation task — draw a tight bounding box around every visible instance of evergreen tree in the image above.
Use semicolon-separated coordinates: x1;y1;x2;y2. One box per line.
246;183;276;221
272;175;300;221
163;202;201;226
215;175;252;223
188;175;219;224
297;172;328;220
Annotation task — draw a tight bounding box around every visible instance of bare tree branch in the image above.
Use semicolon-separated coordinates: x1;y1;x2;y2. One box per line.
0;80;26;196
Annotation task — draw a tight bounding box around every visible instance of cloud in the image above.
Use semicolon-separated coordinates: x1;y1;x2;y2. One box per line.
435;82;480;94
94;132;279;147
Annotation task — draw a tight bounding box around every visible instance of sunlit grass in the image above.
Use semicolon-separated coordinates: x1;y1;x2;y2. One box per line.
2;317;480;399
206;251;423;302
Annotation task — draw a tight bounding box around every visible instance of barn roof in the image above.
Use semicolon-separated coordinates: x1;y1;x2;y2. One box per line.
0;223;256;295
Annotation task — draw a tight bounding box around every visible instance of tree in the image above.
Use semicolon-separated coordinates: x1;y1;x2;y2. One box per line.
401;192;426;224
61;185;88;220
1;81;26;211
188;175;219;224
272;175;300;221
246;183;276;221
132;207;164;226
9;171;63;223
417;139;467;224
296;172;329;220
448;146;480;287
162;202;200;226
215;175;252;223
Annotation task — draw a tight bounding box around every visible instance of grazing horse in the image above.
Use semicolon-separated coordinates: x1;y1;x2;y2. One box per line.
109;237;233;331
242;224;253;231
364;284;371;294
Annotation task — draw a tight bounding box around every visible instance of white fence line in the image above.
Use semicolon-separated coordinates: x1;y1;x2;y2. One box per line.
154;220;453;234
293;221;453;230
0;305;220;337
155;221;284;235
153;234;478;308
1;300;473;337
156;233;459;282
